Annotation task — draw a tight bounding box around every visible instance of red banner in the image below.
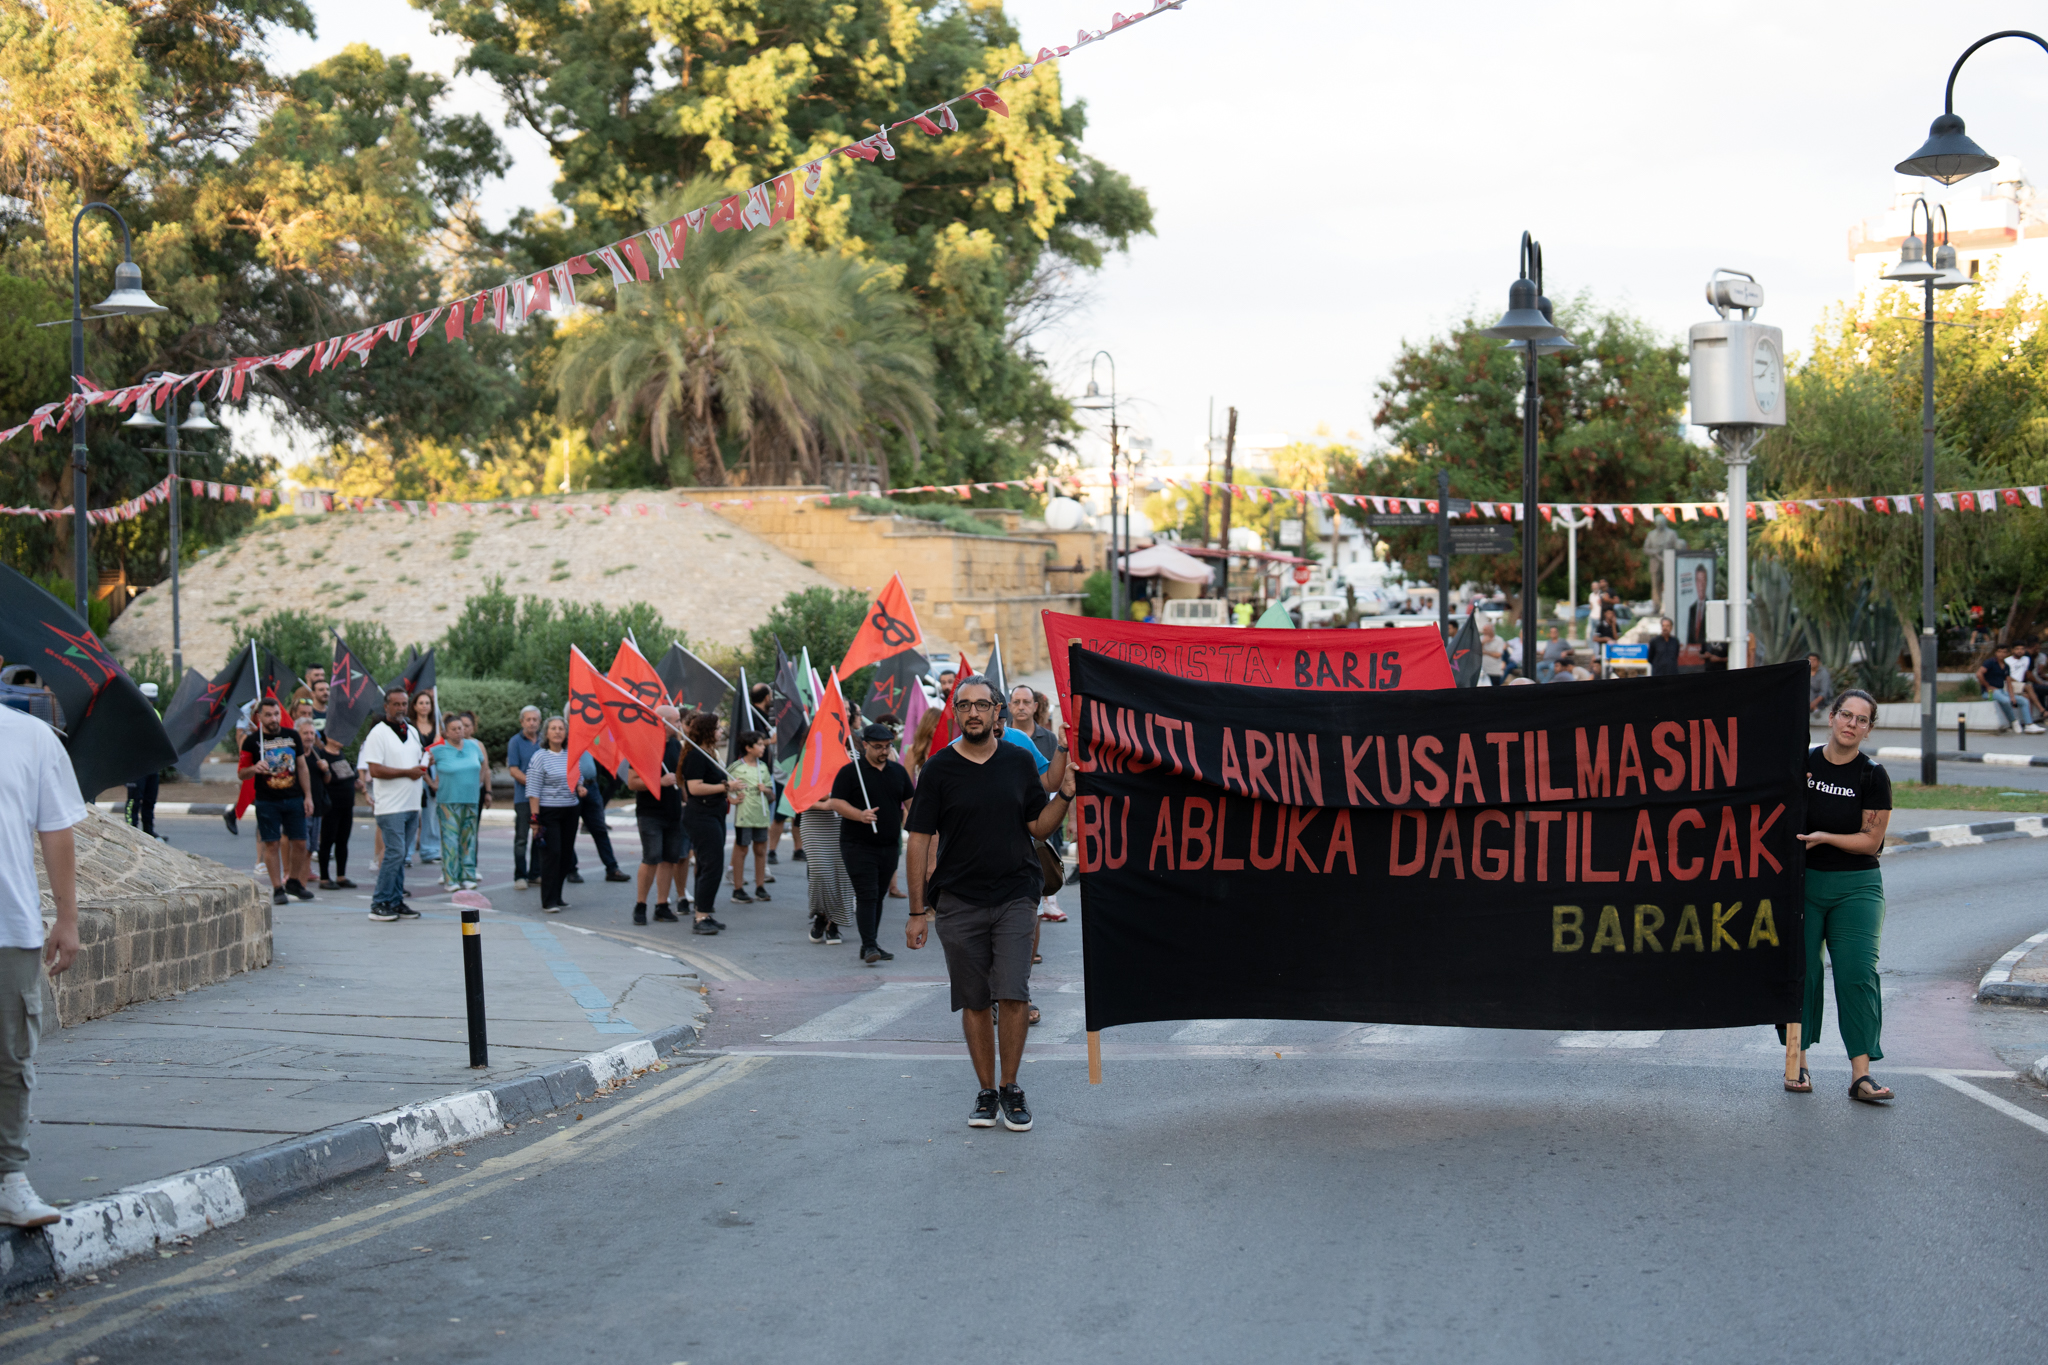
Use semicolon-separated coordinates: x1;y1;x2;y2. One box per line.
1041;611;1452;724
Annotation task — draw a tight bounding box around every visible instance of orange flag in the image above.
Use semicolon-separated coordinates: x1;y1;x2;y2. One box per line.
566;646;620;776
609;638;671;713
837;573;923;679
925;652;973;755
787;674;854;812
572;646;669;790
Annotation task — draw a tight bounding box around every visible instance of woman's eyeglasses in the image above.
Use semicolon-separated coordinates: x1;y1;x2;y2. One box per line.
1836;711;1873;728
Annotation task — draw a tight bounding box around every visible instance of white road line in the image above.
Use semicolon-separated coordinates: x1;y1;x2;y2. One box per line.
1170;1019;1279;1044
1556;1031;1667;1049
1923;1070;2048;1137
1335;1024;1439;1046
774;982;945;1042
1030;1002;1088;1042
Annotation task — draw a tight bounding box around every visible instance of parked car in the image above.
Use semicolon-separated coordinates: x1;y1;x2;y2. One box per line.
1282;594;1351;628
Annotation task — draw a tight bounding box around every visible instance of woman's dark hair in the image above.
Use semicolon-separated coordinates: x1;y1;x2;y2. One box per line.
1829;688;1878;719
686;712;718;745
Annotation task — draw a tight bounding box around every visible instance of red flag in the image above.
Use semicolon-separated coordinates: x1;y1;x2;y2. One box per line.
787;675;854;812
924;652;974;755
837;573;924;679
596;668;668;793
609;638;671;712
566;646;621;776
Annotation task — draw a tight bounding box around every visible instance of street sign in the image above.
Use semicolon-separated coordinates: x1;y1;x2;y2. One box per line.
1368;512;1436;528
1444;498;1472;517
1426;554;1443;569
1291;565;1312;585
1448;525;1516;555
1277;518;1304;548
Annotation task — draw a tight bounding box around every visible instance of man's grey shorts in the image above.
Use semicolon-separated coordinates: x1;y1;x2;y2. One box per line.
636;813;686;865
934;890;1036;1012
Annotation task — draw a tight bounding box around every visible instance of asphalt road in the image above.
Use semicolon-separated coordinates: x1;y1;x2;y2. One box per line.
4;816;2046;1364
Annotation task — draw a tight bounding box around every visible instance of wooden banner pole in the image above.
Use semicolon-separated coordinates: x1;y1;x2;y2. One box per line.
1087;1030;1102;1084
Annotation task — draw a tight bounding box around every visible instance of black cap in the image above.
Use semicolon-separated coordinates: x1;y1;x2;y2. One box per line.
860;723;895;743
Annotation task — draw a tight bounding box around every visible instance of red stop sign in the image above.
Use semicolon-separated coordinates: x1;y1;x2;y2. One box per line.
1292;565;1312;585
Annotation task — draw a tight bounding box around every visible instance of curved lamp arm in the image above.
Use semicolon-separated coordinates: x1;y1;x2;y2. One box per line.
70;201;136;316
1942;30;2048;113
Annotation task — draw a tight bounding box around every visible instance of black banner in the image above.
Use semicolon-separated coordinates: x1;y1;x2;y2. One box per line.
1069;649;1808;1033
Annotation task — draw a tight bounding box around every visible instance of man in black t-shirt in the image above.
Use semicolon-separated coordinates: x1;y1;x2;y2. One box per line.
905;676;1074;1132
824;722;917;964
240;698;314;907
624;705;686;926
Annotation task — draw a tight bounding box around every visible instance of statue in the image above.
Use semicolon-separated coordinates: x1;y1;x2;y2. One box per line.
1643;514;1686;605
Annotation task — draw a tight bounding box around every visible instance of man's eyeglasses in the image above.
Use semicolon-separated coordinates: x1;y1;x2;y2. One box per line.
954;699;998;714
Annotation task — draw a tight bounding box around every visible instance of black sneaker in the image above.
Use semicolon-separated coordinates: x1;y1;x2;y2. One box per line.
823;923;842;945
652;903;679;923
768;849;779;865
969;1089;1000;1128
862;946;882;965
692;917;720;935
698;915;727;932
604;868;631;882
792;849;806;862
753;886;771;901
285;879;315;902
730;888;754;904
632;904;648;926
869;946;894;962
566;870;584;884
272;888;288;906
808;917;826;944
998;1084;1032;1132
393;903;421;920
367;905;400;922
222;813;239;836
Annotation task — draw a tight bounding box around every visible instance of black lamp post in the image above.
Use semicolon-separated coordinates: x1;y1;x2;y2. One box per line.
1075;352;1123;618
1894;31;2034;780
124;378;218;680
1482;233;1570;665
66;202;167;621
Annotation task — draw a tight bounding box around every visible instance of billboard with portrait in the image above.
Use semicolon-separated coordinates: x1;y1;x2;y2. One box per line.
1676;550;1718;646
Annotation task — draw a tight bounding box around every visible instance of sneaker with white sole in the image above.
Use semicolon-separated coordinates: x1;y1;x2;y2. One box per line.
0;1173;60;1227
367;905;400;922
968;1089;1000;1128
998;1083;1033;1132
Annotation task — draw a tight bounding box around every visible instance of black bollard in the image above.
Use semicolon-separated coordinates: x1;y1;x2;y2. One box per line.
461;907;488;1068
1959;715;1967;752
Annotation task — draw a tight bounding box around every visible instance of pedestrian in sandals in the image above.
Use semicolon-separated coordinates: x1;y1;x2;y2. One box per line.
1781;688;1895;1104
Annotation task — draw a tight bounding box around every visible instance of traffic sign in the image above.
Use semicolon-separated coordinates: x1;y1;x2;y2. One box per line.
1292;565;1312;585
1367;512;1435;528
1447;525;1517;555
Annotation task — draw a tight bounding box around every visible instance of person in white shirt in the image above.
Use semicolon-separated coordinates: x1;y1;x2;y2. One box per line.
358;686;427;922
0;705;85;1228
1479;623;1506;682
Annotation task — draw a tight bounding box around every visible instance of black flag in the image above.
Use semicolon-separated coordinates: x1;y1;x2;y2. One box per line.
1446;610;1482;688
161;667;223;781
0;563;177;799
984;635;1008;703
772;637;809;763
397;645;436;697
863;648;929;721
327;629;384;745
656;641;734;713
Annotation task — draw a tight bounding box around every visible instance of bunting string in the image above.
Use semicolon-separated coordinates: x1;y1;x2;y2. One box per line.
0;1;1187;449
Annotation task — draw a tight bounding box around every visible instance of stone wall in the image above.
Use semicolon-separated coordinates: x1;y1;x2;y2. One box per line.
33;809;271;1027
704;497;1105;673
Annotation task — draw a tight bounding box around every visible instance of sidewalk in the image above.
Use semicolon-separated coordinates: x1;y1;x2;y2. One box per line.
14;883;707;1266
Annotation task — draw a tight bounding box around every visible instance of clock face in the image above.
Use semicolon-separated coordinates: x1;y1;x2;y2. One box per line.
1752;338;1783;415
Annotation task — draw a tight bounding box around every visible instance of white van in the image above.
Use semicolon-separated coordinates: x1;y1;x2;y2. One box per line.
1159;599;1232;627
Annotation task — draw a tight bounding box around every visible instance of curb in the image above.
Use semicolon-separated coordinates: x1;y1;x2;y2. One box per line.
1884;815;2048;854
2031;1054;2048;1087
0;1020;701;1302
1875;745;2048;767
1976;930;2048;1005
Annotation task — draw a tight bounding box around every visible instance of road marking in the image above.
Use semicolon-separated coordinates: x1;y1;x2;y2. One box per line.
516;922;638;1034
1170;1019;1278;1044
1923;1069;2048;1137
773;982;945;1042
1556;1031;1666;1049
2;1056;770;1364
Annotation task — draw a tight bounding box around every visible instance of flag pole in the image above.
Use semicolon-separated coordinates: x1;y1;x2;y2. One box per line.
837;677;871;808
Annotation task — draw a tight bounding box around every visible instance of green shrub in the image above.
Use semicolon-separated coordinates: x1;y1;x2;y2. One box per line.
231;610;409;681
745;585;874;695
438;578;671;713
825;495;1002;537
31;576;111;637
436;677;533;758
1081;570;1112;619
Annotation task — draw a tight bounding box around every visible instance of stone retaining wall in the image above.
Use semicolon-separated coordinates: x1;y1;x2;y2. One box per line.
33;809;271;1026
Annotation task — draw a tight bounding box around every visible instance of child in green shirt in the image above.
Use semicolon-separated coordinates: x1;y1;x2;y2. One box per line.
728;733;775;902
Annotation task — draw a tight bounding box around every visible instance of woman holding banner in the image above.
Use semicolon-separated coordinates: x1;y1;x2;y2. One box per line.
1783;688;1894;1103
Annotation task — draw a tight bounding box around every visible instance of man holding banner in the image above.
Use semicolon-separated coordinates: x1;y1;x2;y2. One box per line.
905;676;1076;1132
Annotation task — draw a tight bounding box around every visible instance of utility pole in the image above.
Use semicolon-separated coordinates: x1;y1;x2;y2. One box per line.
1202;397;1215;549
1216;407;1238;601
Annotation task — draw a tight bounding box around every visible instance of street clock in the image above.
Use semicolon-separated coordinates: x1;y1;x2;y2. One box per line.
1688;269;1786;430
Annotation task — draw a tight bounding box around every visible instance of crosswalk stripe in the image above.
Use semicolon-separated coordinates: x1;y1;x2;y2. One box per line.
1556;1031;1666;1048
773;982;944;1042
1170;1019;1279;1044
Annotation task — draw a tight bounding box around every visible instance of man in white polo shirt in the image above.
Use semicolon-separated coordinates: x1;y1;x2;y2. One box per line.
0;703;85;1227
358;685;427;922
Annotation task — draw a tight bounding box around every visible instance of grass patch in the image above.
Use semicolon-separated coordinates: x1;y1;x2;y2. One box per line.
602;563;635;577
551;558;569;570
1890;784;2048;814
549;570;572;582
342;589;366;603
826;494;1006;536
343;564;359;574
451;531;478;561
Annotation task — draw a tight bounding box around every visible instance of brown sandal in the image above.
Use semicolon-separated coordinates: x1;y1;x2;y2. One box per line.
1783;1067;1811;1093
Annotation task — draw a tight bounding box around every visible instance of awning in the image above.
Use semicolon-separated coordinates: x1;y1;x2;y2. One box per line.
1118;543;1214;583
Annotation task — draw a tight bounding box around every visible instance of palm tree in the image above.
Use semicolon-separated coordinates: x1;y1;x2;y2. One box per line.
554;180;936;487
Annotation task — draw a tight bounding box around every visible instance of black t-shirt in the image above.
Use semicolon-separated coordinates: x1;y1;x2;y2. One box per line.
830;758;916;848
634;737;685;821
242;728;306;802
682;748;727;817
1803;746;1892;872
905;742;1049;906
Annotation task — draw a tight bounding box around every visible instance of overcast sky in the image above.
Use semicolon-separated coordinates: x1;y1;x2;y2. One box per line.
276;1;2048;472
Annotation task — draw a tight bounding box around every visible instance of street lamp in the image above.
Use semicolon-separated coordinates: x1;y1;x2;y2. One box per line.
124;380;217;679
1482;232;1570;664
1894;30;2048;185
1878;196;1975;784
66;203;167;621
1074;352;1123;618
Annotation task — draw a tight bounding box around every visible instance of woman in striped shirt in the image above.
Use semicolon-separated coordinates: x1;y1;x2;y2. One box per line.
526;716;585;912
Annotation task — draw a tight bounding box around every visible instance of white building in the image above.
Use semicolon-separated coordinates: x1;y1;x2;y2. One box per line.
1848;169;2048;303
